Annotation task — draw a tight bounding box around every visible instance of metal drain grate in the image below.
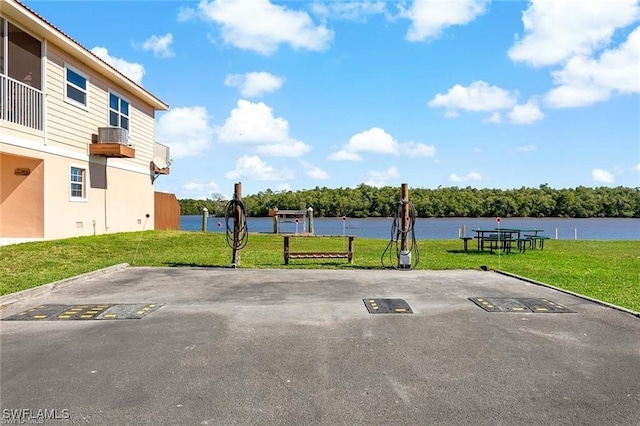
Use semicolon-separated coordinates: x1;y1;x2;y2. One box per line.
2;303;164;321
363;298;413;314
469;297;574;313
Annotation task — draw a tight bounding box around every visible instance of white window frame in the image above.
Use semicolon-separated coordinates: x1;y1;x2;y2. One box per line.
69;164;88;202
108;90;131;138
64;64;89;109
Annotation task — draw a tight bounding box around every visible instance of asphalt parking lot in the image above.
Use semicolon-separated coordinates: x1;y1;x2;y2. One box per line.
1;267;639;425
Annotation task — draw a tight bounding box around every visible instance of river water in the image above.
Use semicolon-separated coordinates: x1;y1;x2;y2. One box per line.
181;216;639;240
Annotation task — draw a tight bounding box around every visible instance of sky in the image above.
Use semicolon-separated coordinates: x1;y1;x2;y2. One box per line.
23;0;640;199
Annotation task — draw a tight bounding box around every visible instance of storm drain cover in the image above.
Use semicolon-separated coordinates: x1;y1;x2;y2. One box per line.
96;304;163;320
2;303;163;321
363;298;413;314
469;297;574;313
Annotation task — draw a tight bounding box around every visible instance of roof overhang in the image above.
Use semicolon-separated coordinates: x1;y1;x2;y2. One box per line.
2;0;169;111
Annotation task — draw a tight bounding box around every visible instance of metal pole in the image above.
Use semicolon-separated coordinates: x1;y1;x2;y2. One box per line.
202;207;208;232
272;207;278;233
307;207;314;235
231;182;242;267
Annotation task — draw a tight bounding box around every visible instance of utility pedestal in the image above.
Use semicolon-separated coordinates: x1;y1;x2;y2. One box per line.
231;182;242;268
399;183;411;269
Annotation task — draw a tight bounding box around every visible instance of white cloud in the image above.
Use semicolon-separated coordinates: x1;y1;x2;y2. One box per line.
329;127;398;160
401;0;489;42
635;163;640;172
449;172;482;183
364;166;399;187
216;100;310;157
225;155;294;181
177;7;196;22
486;112;502;123
156;107;214;159
196;0;333;55
346;127;399;153
224;72;285;97
182;182;226;200
400;141;437;158
545;27;640;108
515;145;537;153
329;127;437;161
90;47;145;85
328;150;363;161
141;33;175;58
508;0;639;67
300;161;329;179
276;183;292;192
592;168;615;184
311;1;387;21
429;81;517;114
183;181;220;192
256;141;311;157
508;100;544;124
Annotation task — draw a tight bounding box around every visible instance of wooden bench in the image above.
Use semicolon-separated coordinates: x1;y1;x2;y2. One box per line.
283;234;355;265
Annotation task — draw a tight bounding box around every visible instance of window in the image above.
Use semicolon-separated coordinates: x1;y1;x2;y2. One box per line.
109;92;129;131
65;65;88;107
70;166;86;200
6;21;42;90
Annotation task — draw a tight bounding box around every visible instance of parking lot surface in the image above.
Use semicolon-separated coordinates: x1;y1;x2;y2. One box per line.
1;267;639;425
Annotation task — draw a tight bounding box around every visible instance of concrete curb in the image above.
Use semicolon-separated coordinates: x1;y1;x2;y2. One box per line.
0;263;129;311
492;269;640;319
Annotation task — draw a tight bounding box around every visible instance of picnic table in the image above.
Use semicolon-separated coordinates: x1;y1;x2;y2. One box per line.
496;228;545;251
469;228;547;253
472;229;517;253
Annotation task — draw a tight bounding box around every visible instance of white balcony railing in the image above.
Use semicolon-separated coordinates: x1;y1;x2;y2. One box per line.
0;74;44;131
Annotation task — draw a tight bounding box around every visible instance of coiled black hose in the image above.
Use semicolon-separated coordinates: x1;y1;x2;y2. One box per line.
381;200;420;269
224;198;248;251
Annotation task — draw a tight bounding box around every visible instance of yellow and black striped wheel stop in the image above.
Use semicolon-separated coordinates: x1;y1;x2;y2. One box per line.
2;303;164;321
363;298;413;314
468;297;574;313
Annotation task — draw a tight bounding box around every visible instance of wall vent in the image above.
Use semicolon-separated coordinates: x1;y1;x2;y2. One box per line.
98;127;128;144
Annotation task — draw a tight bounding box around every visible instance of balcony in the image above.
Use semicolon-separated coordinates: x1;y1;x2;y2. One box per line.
89;127;135;158
89;142;135;158
0;74;44;131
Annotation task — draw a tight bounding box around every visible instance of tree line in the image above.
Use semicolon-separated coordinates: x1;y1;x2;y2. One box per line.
178;184;640;218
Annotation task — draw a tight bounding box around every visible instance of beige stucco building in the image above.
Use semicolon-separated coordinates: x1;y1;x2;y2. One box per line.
1;0;173;244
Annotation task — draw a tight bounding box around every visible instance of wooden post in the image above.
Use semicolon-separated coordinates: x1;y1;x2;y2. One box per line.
400;183;409;252
348;236;354;263
231;182;242;267
284;236;290;265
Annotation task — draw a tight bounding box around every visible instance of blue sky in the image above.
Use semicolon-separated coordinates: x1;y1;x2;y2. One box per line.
25;0;640;199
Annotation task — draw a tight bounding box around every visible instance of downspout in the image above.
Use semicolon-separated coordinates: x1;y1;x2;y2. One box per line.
104;158;108;232
42;39;48;145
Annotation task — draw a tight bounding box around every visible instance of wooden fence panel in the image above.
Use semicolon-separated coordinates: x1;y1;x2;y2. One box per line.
154;192;180;230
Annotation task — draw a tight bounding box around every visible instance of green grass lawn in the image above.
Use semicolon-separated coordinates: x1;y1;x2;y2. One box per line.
1;231;638;312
